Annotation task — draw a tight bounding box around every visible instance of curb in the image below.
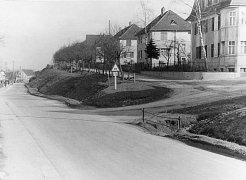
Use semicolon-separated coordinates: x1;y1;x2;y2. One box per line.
25;84;81;107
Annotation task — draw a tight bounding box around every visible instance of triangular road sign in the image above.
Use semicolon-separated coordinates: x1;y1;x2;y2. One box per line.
112;64;120;72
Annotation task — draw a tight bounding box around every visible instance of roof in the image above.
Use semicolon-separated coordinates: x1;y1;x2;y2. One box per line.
114;26;131;39
85;34;112;47
114;24;141;40
187;0;246;21
22;69;35;76
136;10;191;36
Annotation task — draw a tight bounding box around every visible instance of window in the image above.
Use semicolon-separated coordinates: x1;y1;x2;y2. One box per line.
139;37;143;44
211;44;214;57
205;45;208;57
161;32;167;41
241;12;246;24
126;39;131;46
201;20;208;33
228;68;235;72
208;0;212;6
181;44;186;51
228;41;236;54
123;52;127;58
218;43;220;56
218;14;221;29
240;68;246;72
130;52;134;58
221;41;225;54
194;23;198;35
140;51;142;59
196;46;202;59
241;41;246;54
212;17;215;31
201;0;205;9
229;12;236;26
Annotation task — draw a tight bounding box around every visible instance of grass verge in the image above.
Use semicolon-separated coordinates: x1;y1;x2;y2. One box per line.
29;68;172;108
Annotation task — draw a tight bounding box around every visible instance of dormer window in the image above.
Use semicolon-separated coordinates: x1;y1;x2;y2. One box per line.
170;20;177;25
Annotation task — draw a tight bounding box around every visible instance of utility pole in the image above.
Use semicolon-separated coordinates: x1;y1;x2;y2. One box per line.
109;20;111;35
12;61;14;80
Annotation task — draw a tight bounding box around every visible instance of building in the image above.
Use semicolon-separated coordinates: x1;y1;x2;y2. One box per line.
114;23;141;65
16;69;35;83
136;8;191;67
187;0;246;72
0;71;6;82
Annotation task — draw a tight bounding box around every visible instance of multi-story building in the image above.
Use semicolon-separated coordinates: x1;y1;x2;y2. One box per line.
114;23;141;65
136;8;191;67
187;0;246;72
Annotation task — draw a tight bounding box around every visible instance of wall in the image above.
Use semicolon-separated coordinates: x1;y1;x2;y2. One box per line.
141;71;240;80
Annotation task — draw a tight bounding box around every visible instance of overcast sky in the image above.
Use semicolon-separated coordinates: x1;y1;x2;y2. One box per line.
0;0;192;71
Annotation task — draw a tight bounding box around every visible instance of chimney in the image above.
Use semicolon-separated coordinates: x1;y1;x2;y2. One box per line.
129;21;132;26
161;7;165;15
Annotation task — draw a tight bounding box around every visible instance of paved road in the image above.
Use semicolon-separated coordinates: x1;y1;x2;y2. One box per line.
1;84;246;180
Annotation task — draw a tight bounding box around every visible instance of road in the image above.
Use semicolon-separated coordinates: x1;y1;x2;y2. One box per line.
0;83;246;180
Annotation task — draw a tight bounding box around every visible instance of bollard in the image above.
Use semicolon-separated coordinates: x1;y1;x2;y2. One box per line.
142;108;145;123
178;116;181;129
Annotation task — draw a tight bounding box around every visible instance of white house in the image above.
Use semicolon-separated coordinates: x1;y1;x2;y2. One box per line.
114;23;141;65
187;0;246;72
135;8;191;67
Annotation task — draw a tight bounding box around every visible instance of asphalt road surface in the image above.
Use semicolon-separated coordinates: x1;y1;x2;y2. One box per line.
1;83;246;180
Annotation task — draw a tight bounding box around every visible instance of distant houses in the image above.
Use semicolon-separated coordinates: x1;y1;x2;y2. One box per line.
85;8;191;68
16;69;35;83
187;0;246;72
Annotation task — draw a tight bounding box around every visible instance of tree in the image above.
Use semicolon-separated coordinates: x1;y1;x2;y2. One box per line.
182;0;208;71
145;38;160;64
160;41;174;70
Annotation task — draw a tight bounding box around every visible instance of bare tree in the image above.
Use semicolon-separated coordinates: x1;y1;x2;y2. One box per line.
182;0;208;71
160;41;174;70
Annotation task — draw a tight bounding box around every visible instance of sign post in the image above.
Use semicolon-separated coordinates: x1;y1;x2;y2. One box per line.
111;64;120;90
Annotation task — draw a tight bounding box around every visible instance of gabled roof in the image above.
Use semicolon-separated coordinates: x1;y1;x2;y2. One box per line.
114;24;141;40
22;69;35;76
151;10;191;31
187;0;246;21
136;10;191;36
136;13;164;36
114;26;131;39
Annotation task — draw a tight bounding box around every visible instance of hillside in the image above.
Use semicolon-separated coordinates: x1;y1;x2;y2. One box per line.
28;68;171;108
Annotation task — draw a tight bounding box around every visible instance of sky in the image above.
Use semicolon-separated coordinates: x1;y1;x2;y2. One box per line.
0;0;193;71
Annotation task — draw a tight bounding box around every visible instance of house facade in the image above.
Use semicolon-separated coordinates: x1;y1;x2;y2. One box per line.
114;24;141;65
187;0;246;72
136;8;191;67
16;69;35;83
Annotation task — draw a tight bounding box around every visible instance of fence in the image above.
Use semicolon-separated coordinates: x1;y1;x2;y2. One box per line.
141;108;182;133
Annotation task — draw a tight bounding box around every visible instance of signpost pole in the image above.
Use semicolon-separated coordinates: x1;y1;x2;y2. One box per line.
114;75;117;90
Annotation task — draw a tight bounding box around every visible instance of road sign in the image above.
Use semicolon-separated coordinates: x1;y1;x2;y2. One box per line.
112;64;119;72
113;72;118;76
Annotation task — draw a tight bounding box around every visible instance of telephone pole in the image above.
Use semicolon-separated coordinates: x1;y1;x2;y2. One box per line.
12;61;14;81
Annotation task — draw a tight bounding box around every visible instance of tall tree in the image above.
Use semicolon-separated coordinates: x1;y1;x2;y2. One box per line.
145;38;160;64
182;0;208;71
